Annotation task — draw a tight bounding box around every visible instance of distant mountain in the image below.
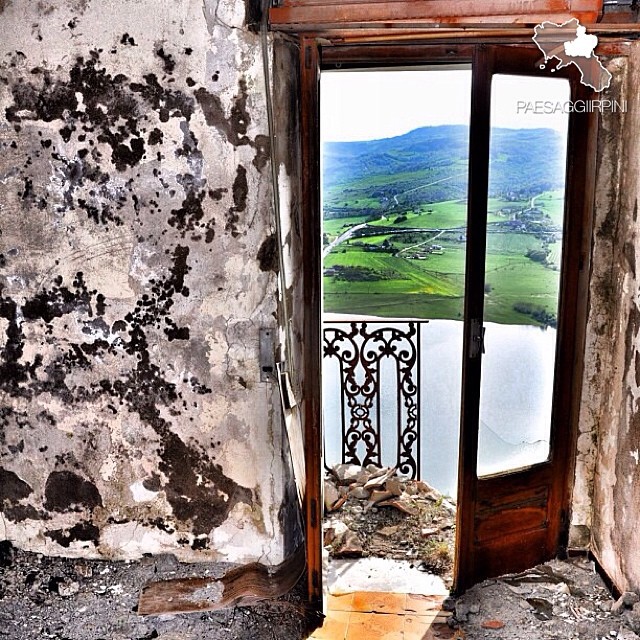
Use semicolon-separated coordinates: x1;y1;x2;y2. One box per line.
323;125;566;212
487;127;567;197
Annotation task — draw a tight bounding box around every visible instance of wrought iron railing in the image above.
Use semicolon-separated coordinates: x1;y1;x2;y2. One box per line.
323;321;425;479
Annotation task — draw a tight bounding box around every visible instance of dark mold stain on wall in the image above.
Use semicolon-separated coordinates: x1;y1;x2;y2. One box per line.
195;81;269;171
0;467;42;523
44;471;103;513
257;233;278;273
0;467;33;503
227;165;248;237
46;521;101;548
159;430;254;535
0;16;275;556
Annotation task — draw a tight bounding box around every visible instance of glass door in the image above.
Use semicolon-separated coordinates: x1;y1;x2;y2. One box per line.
455;45;596;592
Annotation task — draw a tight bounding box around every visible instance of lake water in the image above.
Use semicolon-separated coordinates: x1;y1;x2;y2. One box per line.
323;319;556;498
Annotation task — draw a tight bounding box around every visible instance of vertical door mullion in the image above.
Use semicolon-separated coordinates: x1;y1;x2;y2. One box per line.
454;44;493;594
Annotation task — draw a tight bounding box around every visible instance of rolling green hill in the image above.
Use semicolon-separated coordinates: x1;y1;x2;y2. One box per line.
323;125;566;219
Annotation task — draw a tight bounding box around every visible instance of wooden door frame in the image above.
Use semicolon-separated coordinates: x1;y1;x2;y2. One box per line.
299;37;323;607
298;38;597;605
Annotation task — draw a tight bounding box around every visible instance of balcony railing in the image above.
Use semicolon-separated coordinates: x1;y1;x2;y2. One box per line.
322;321;425;479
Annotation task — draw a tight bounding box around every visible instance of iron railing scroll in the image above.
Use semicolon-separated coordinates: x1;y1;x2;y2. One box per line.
323;321;423;479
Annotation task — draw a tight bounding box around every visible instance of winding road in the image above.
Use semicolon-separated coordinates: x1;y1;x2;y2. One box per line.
396;228;446;255
323;222;369;258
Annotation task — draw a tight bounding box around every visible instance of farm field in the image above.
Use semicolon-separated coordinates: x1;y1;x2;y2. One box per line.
323;195;564;325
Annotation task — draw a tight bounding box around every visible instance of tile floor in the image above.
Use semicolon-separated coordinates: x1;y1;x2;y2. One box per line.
308;591;456;640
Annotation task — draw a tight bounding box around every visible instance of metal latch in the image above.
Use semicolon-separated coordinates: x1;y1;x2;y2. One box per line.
259;327;275;381
469;318;486;359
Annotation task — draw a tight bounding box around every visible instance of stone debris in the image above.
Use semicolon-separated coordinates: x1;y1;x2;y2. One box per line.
323;463;456;583
452;557;640;640
613;592;640;614
0;541;318;640
56;580;81;598
367;489;394;506
334;531;364;558
377;498;418;516
324;479;340;511
1;536;637;640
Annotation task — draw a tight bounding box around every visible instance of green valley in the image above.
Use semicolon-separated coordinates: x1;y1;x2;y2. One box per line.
322;125;567;326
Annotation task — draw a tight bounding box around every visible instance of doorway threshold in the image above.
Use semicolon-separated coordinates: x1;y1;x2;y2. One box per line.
327;557;449;596
312;558;453;639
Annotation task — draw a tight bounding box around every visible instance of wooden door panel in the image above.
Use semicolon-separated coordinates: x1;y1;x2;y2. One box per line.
475;483;549;543
474;467;552;576
473;529;551;580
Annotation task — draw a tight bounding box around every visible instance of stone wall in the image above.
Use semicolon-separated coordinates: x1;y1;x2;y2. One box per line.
569;55;629;551
0;0;295;564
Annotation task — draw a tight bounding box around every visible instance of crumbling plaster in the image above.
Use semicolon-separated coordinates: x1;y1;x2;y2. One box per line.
0;0;295;564
571;46;640;592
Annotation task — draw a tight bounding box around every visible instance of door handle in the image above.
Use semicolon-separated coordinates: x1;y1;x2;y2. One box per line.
469;319;485;359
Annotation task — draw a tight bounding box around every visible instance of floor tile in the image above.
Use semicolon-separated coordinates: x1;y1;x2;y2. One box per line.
403;614;437;639
309;610;351;639
406;593;445;615
351;591;407;614
327;592;355;611
433;611;453;623
403;615;456;639
345;612;404;640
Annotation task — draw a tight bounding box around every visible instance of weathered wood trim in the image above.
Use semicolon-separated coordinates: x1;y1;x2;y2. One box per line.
138;546;306;615
299;37;324;608
455;43;492;595
270;0;602;34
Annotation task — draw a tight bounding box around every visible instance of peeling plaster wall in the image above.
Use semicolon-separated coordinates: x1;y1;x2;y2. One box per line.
0;0;292;564
569;56;630;551
571;46;640;591
271;37;305;557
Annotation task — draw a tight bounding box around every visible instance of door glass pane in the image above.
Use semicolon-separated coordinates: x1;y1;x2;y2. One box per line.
477;74;570;477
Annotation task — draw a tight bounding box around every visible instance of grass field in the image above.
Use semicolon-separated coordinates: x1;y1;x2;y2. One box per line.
536;190;565;226
323;191;563;325
323;215;370;240
483;251;560;324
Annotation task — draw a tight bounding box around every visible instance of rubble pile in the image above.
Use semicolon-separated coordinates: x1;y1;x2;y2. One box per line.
453;557;640;640
323;463;456;581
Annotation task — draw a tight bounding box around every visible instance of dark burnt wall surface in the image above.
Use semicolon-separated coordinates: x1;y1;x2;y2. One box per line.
0;0;288;563
574;46;640;592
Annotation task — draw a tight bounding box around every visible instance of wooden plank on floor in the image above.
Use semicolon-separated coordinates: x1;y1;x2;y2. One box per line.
138;545;305;616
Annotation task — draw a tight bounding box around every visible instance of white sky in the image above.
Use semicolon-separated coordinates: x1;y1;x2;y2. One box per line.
321;69;570;142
